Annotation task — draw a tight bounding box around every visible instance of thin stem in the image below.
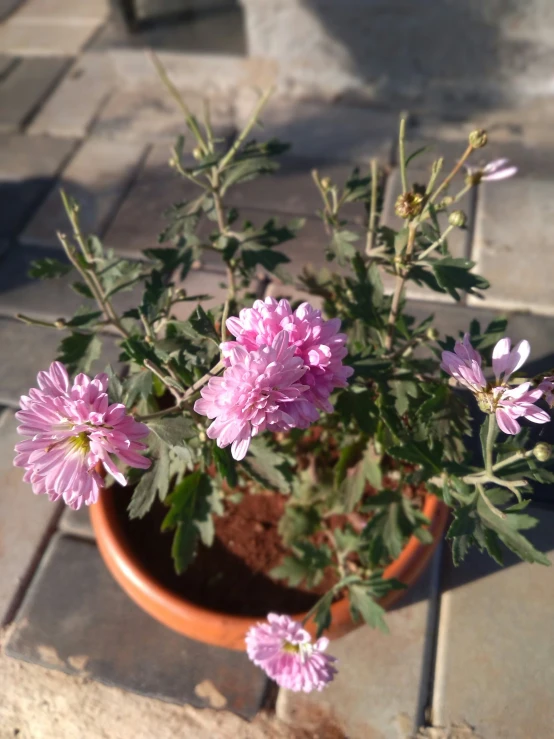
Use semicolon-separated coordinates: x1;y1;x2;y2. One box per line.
150;51;208;152
384;223;417;351
477;483;506;519
218;87;274;171
366;158;379;256
398;116;408;194
425;157;444;196
429;143;473;205
143;359;182;402
16;314;66;329
485;415;496;474
491;449;533;473
417;224;455;261
139;309;155;343
221;297;230;342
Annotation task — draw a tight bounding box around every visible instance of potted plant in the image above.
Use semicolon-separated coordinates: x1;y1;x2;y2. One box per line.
14;78;553;694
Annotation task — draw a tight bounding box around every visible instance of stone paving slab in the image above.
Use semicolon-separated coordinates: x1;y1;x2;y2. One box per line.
4;534;269;719
0;317;119;408
0;56;69;133
433;504;554;738
0;20;99;57
277;546;442;739
58;506;95;541
468;143;554;316
236;97;397;164
0;54;17;79
0;0;21;21
28;53;114;138
91;85;234;144
0;134;76;239
22;138;149;248
11;0;109;24
0;409;62;626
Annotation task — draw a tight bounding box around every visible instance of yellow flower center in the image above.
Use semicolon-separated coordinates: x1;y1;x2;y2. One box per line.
282;641;301;654
68;431;90;455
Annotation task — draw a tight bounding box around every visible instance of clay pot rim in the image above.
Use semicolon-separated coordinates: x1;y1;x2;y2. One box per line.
90;485;448;651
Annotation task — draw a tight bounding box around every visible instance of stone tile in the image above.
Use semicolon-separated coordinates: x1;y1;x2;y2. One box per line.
58;506;94;540
0;317;119;408
103;144;198;255
235;97;396;164
381;139;473;304
0;0;21;21
433;504;554;738
468;144;554;316
4;534;268;718
0;134;76;238
91;85;234;144
171;270;229;322
226;154;367;222
0;409;62;625
0;21;99;56
0;244;140;323
277;547;442;738
0;57;69;133
0;54;17;79
28;53;114;138
12;0;109;24
22;138;148;248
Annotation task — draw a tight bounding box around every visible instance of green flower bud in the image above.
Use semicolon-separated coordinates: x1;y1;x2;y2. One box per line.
426;327;439;341
449;210;467;229
320;176;332;190
192;146;203;160
395;191;424;220
469;129;488;149
54;318;66;329
533;442;552;462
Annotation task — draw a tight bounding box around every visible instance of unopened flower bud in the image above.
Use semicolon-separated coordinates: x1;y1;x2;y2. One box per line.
175;289;187;300
54;318;66;329
533;442;552;462
469;129;488;149
192;146;203;160
426;327;439;341
395;191;424;220
449;210;467;229
320;176;332;190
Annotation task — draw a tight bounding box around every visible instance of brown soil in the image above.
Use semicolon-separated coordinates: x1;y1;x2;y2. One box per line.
114;488;335;617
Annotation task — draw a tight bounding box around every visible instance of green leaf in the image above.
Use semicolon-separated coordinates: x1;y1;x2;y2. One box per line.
71;281;94;300
313;591;335;638
242;438;293;493
477;503;550;566
124;370;153;407
270;542;332;588
66;309;103;330
189;305;218;341
388;440;443;474
57;332;102;374
212;444;238;488
348;584;388;632
147;416;196;447
105;365;123;404
330;230;359;265
28;258;71;280
241;246;290;273
431;256;490;300
128;445;170;518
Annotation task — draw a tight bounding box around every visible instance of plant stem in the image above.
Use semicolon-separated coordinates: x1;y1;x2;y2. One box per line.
218;87;273;171
143;359;183;402
384;222;417;351
150;51;208;153
477;483;506;519
16;314;66;329
485;415;496;474
366;158;379;256
417;224;455;261
398;116;408;194
429;143;473;205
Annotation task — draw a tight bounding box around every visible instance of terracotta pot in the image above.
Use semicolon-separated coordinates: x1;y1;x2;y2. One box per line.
90;487;449;651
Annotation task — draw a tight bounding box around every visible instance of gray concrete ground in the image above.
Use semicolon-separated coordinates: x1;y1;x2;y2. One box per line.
1;1;554;738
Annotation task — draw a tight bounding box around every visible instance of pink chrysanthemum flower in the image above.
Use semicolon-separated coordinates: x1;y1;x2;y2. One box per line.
539;376;554;407
14;362;150;510
194;331;317;460
441;335;550;435
245;613;337;692
221;298;353;416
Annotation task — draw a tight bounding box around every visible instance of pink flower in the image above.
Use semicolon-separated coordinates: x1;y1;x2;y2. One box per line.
245;613;337;692
14;362;150;510
466;159;517;183
539;376;554;407
441;335;550;435
222;298;353;414
194;331;318;460
440;333;486;393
